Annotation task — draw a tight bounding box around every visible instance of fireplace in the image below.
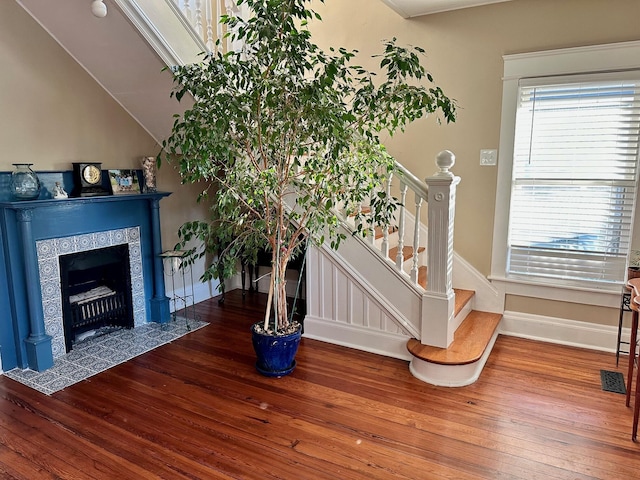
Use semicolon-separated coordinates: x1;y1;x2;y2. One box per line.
37;227;147;359
59;243;134;352
0;184;171;373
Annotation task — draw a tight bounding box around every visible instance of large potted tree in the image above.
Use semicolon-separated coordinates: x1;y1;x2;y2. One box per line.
161;0;456;376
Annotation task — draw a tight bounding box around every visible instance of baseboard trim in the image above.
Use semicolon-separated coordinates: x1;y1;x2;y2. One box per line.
166;280;219;313
500;310;624;353
303;315;412;361
167;282;624;358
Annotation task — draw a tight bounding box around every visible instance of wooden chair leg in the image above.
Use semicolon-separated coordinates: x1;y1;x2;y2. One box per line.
627;309;638;408
634;353;640;441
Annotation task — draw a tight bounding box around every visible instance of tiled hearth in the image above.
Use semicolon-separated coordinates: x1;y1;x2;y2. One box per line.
5;316;207;395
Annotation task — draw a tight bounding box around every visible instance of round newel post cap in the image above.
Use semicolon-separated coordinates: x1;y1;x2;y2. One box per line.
435;150;456;177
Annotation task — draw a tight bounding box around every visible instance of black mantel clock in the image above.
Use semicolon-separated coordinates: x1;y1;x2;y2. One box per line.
71;162;110;197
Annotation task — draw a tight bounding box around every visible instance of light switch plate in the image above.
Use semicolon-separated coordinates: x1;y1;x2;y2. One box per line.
480;149;498;166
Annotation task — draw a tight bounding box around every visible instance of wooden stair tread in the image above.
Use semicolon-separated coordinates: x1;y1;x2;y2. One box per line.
407;311;502;366
388;245;425;262
347;206;371;217
374;225;398;240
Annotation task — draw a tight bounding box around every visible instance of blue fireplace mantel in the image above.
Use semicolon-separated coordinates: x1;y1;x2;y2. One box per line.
0;191;171;372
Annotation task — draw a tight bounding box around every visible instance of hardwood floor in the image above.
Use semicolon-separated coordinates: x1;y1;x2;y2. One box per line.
1;290;639;479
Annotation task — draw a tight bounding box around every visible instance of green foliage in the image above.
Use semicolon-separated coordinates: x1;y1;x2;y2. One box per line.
161;0;456;332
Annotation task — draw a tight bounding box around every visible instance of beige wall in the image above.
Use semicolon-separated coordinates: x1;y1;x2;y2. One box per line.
4;0;639;323
0;1;207;272
310;0;640;326
311;0;640;276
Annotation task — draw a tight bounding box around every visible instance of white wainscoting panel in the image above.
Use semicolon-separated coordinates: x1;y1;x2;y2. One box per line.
304;246;413;360
500;310;624;353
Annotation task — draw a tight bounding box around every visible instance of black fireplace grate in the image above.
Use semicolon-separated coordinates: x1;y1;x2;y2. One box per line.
60;244;134;352
71;291;127;330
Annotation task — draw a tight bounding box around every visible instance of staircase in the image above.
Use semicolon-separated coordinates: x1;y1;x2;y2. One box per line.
17;0;503;387
377;222;502;385
304;152;502;386
384;226;501;387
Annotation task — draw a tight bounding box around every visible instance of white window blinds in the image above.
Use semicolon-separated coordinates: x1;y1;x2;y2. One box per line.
507;73;640;286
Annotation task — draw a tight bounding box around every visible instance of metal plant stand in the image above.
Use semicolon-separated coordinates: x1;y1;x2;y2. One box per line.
160;250;196;329
617;287;633;367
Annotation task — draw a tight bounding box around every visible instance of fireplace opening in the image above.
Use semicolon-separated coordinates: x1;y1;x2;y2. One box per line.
59;244;134;352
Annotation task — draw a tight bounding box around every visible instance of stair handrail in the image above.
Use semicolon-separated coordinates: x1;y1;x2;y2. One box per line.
112;0;207;66
337;151;459;345
394;161;428;200
344;151;458;297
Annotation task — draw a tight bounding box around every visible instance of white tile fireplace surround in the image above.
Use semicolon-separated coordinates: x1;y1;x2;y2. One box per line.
36;227;146;359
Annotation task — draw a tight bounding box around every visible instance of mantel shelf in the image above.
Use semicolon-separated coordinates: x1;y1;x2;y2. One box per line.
0;192;170;210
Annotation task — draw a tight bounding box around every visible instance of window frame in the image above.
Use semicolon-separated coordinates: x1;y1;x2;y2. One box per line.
490;41;640;308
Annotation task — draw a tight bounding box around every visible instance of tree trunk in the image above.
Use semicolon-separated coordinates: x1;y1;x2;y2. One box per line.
275;275;288;330
270;252;290;332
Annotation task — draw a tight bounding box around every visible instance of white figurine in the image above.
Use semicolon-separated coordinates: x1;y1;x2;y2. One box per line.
53;182;68;199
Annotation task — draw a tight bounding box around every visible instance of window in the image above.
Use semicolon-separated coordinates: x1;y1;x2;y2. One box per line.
508;74;640;286
491;41;640;299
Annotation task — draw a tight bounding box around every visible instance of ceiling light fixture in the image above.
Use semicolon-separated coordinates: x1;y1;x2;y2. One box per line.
91;0;107;18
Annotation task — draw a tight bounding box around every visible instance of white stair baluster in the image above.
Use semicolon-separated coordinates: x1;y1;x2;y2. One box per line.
369;192;375;246
396;182;408;270
380;173;393;258
203;0;215;52
225;0;242;53
217;0;224;49
411;191;423;284
194;1;204;43
183;0;192;22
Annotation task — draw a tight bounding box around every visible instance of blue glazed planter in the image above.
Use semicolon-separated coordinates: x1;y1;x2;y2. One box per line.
251;322;302;377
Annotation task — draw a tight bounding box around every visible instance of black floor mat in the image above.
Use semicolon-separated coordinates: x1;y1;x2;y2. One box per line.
600;370;626;394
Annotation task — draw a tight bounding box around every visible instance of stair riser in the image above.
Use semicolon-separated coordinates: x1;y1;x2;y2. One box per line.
452;292;474;333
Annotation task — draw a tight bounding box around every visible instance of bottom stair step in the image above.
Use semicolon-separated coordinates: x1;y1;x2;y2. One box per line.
407;310;502;366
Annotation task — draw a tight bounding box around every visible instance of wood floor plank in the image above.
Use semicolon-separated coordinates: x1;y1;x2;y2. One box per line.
0;386;202;479
0;444;57;480
118;355;484;479
0;290;639;479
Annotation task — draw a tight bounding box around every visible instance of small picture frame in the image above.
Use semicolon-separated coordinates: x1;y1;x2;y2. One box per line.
108;169;141;195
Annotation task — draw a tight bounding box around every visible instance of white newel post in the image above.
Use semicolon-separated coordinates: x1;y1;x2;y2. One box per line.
422;151;460;348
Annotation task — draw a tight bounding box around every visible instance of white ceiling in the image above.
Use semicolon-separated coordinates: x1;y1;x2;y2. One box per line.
380;0;513;18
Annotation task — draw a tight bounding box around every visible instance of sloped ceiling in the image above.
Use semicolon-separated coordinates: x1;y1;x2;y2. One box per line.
380;0;513;18
15;0;191;145
14;0;514;145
